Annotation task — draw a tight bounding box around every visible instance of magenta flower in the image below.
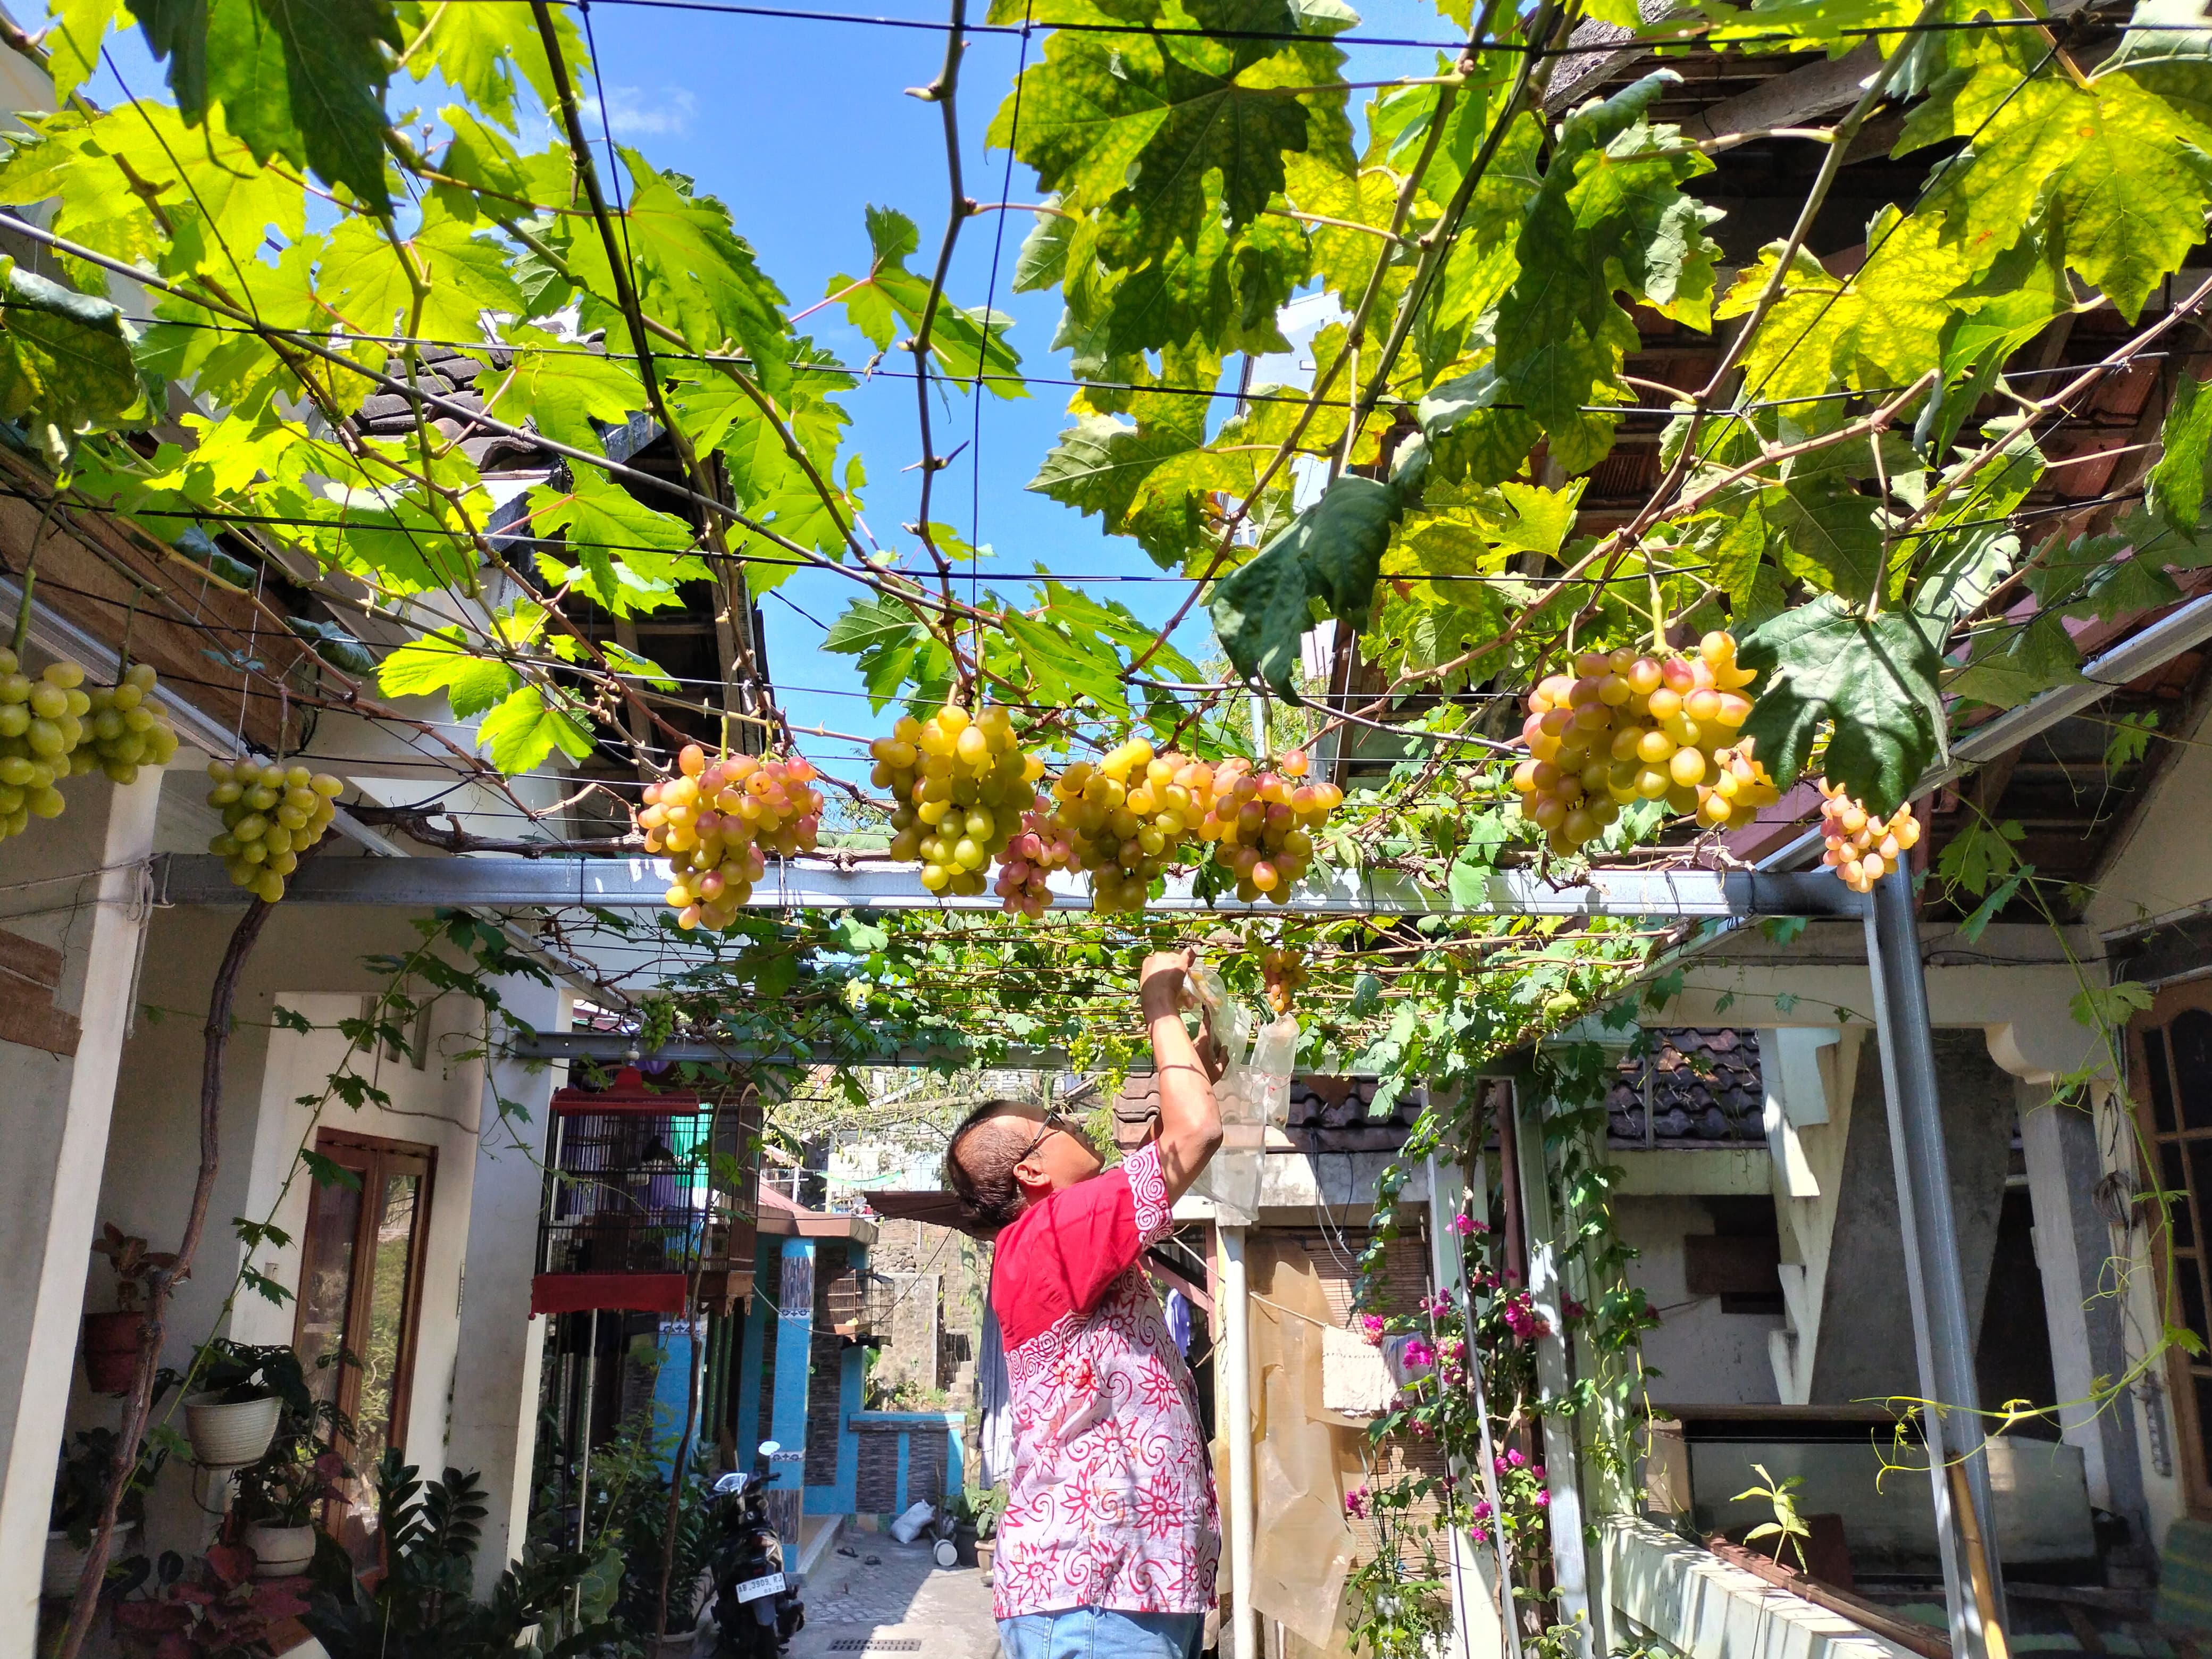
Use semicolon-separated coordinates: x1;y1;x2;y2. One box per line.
1360;1313;1387;1344
1535;1488;1552;1507
1345;1487;1371;1519
1403;1336;1437;1370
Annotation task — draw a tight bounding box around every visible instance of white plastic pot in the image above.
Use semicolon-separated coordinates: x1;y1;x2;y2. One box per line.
183;1392;281;1468
43;1523;135;1598
244;1522;317;1578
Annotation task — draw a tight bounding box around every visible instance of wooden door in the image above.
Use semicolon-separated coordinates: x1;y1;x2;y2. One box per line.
292;1130;437;1563
2131;983;2212;1516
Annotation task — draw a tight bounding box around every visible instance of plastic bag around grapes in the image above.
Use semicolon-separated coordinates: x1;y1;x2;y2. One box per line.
1185;961;1256;1125
1247;1011;1300;1130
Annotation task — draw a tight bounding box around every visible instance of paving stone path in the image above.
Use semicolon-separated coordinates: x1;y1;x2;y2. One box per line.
785;1533;999;1659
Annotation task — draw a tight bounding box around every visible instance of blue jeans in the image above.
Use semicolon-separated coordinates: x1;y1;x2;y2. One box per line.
999;1607;1204;1659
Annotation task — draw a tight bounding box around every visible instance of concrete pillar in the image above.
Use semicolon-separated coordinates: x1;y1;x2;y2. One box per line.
769;1239;816;1487
444;976;569;1597
0;768;162;1648
2020;1085;2150;1537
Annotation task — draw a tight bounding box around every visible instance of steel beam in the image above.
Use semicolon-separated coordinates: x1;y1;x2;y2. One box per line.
1863;867;2007;1659
511;1030;1081;1071
153;853;1869;920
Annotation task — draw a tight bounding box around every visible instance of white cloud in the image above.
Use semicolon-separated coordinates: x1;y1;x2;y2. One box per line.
580;86;698;139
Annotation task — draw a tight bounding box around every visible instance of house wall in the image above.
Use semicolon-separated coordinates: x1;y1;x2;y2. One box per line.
2087;691;2212;937
1616;1197;1783;1407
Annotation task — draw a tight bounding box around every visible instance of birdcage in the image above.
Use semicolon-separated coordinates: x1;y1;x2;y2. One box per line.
531;1067;762;1317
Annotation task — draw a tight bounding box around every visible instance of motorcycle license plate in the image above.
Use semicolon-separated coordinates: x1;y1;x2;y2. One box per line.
736;1571;785;1604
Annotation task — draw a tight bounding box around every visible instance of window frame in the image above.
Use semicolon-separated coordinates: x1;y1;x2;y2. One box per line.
2128;984;2212;1519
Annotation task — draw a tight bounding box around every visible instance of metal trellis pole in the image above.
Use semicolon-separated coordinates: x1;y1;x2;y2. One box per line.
1863;867;2007;1659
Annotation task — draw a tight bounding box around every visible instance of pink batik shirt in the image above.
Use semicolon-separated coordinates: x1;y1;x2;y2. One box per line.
988;1141;1221;1620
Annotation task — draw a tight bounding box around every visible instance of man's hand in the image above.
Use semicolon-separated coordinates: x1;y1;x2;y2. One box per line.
1141;947;1195;1015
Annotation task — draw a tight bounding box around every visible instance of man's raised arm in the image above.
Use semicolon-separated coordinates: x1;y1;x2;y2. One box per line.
1142;948;1224;1204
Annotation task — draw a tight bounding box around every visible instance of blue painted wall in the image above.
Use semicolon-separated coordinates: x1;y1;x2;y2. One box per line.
768;1237;816;1493
733;1238;776;1461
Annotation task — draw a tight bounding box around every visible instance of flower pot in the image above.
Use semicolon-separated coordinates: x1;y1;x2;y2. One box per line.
43;1523;135;1599
243;1522;316;1579
976;1538;995;1576
184;1392;280;1468
81;1311;145;1395
954;1520;979;1568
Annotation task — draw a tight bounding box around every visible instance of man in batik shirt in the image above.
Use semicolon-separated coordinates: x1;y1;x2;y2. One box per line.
944;948;1224;1659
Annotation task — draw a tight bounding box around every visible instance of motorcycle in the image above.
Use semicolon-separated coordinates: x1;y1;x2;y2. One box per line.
708;1440;806;1657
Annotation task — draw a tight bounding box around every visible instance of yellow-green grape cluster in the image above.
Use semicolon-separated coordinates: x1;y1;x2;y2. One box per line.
1691;734;1783;832
1512;631;1761;856
641;744;824;931
1817;781;1921;893
1196;750;1341;906
0;651;89;841
994;798;1074;917
871;705;1042;899
1046;739;1188;914
86;663;179;783
206;760;343;902
1261;945;1307;1015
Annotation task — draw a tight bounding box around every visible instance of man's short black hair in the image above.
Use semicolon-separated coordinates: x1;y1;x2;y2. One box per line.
944;1099;1040;1234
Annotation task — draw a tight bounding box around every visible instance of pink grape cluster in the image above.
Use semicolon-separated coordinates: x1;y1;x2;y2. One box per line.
991;798;1077;917
640;744;824;931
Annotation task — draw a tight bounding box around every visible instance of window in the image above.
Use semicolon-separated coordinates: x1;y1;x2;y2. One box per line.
2133;992;2212;1516
292;1130;436;1565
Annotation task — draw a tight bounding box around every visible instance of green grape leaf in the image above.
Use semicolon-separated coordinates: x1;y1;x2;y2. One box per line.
1897;27;2212;320
0;257;148;460
2149;373;2212;534
501;347;648;454
1493;73;1722;474
988;0;1352;265
284;616;376;676
564;149;793;395
1418;363;1541;487
477;684;597;774
822;591;939;711
1767;474;1886;603
378;626;520;719
1719;206;1972;404
46;0;127;100
1946;610;2084;708
1210;474;1403;700
1027;410;1206;560
1001;610;1132;713
530;469;705;615
192;0;404;208
824;206;1025;396
1737;594;1947;816
401;0;584;132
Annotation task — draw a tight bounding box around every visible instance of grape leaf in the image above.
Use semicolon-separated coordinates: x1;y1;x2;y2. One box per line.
529;470;705;615
0;257;149;460
1493;73;1722;473
1946;610;2083;708
988;0;1352;266
824;206;1025;397
400;0;584;132
478;684;597;774
46;0;127;100
1897;27;2212;320
1737;594;1947;816
1210;474;1403;700
378;625;519;719
1001;610;1132;713
2149;372;2212;533
189;0;403;208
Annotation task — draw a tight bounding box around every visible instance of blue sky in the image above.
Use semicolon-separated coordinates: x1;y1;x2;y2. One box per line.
87;0;1469;770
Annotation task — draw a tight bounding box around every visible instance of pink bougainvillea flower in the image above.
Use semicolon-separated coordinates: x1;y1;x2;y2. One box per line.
1360;1313;1387;1344
1403;1336;1437;1370
1345;1486;1371;1519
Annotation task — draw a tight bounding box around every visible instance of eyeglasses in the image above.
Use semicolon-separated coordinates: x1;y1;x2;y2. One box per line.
1013;1111;1093;1165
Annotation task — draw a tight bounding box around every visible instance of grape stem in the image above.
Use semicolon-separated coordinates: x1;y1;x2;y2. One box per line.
9;495;59;658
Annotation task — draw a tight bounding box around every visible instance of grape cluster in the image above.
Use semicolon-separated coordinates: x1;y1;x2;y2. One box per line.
1038;743;1343;913
1512;631;1765;854
1260;945;1308;1015
642;745;824;931
0;650;87;841
206;760;343;902
86;663;180;783
1817;782;1921;893
993;798;1075;918
1197;750;1340;906
871;706;1043;899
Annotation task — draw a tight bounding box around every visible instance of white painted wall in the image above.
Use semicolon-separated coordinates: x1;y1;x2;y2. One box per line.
2088;693;2212;938
1616;1197;1783;1407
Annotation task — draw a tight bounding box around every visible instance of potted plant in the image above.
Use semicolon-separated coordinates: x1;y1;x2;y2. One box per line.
173;1342;309;1470
45;1428;153;1598
85;1225;179;1396
942;1489;981;1568
231;1444;347;1579
973;1485;1008;1575
114;1543;309;1658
